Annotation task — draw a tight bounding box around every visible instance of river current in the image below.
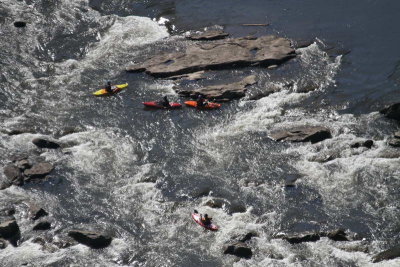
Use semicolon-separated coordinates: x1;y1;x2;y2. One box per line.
1;0;400;266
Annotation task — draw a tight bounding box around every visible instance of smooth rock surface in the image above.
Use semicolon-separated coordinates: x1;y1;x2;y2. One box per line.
32;138;60;149
224;242;253;259
24;162;54;180
178;75;257;101
380;103;400;121
68;230;112;249
186;30;229;41
372;245;400;263
127;35;295;77
270;126;332;144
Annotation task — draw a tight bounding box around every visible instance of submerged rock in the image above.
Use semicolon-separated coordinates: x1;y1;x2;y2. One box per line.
0;220;19;239
29;204;48;220
13;21;26;28
323;229;349;241
278;232;320;244
350;140;374;149
33;221;51;231
127;35;295;77
32;137;60;149
372;245;400;263
68;230;112;249
3;165;23;186
186;30;229;41
24;162;54;180
380;103;400;121
224;242;253;259
178;75;257;101
270;126;332;144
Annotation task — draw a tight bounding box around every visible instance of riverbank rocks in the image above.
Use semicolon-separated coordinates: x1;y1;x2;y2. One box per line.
380;103;400;121
270;126;332;144
372;245;400;263
24;162;54;180
32;137;60;149
127;35;295;77
224;242;253;259
178;75;257;101
0;220;19;239
68;230;112;249
186;30;229;41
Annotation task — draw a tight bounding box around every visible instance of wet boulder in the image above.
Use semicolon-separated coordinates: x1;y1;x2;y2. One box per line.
224;242;253;259
32;137;60;149
0;220;19;239
33;221;51;231
178;75;257;101
351;140;374;149
127;35;295;77
186;30;229;41
3;165;23;186
0;238;7;249
29;204;48;220
270;126;332;144
24;162;54;180
322;229;349;241
13;21;26;28
276;232;320;244
380;103;400;121
233;232;258;243
68;230;112;249
388;137;400;147
372;245;400;263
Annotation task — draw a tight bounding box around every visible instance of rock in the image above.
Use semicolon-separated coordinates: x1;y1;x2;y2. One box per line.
53;239;74;249
168;71;206;81
33;221;51;231
292;39;314;49
32;137;60;149
351;140;374;149
29;204;48;220
68;230;112;249
3;165;23;186
127;35;296;77
380;103;400;121
204;198;228;209
224;242;253;259
394;131;400;138
234;232;258;243
24;162;54;180
0;207;15;217
270;126;332;144
15;159;31;170
0;220;19;239
388;137;400;147
13;21;26;28
186;30;229;41
323;229;349;241
372;245;400;263
277;232;320;244
0;238;7;249
178;75;257;101
3;128;35;135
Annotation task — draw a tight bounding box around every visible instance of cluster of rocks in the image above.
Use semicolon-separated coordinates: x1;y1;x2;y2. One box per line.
223;232;257;259
274;229;356;244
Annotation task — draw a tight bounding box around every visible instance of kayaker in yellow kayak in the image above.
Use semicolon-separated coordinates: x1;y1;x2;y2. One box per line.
105;81;113;93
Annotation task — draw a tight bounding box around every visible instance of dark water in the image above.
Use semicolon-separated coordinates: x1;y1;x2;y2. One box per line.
1;0;400;266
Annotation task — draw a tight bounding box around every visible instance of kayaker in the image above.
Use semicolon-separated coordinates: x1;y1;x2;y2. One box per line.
105;81;113;93
201;214;212;225
197;94;206;107
161;96;170;107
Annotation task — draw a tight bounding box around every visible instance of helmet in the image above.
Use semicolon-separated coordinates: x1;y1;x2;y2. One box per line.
204;214;208;218
107;81;111;85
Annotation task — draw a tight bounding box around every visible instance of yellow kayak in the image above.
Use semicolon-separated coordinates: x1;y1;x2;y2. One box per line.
93;83;128;96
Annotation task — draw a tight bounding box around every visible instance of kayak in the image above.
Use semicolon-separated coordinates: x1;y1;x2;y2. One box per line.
185;100;221;109
143;101;182;109
191;211;218;231
93;83;128;96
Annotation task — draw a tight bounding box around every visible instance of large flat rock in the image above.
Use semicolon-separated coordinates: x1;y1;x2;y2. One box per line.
178;75;257;101
126;35;295;77
270;126;332;144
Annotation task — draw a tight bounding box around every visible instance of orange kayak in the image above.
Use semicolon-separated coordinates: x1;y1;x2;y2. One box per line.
184;100;221;109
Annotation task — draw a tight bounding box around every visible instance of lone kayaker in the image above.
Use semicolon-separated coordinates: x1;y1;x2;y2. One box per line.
161;96;170;107
105;81;113;93
201;214;212;225
197;94;206;107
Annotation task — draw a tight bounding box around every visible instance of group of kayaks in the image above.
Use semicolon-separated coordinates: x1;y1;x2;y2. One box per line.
92;83;222;110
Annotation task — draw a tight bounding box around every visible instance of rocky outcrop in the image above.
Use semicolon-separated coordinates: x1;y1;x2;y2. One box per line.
0;220;19;239
33;221;51;231
24;162;54;180
32;138;60;149
127;35;295;77
380;103;400;121
168;71;205;81
3;165;23;186
270;126;332;144
224;242;253;259
178;75;257;101
68;230;112;249
186;30;229;41
372;245;400;263
276;229;352;244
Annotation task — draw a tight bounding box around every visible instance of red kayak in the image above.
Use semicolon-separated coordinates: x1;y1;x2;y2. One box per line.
191;211;218;231
143;101;182;109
